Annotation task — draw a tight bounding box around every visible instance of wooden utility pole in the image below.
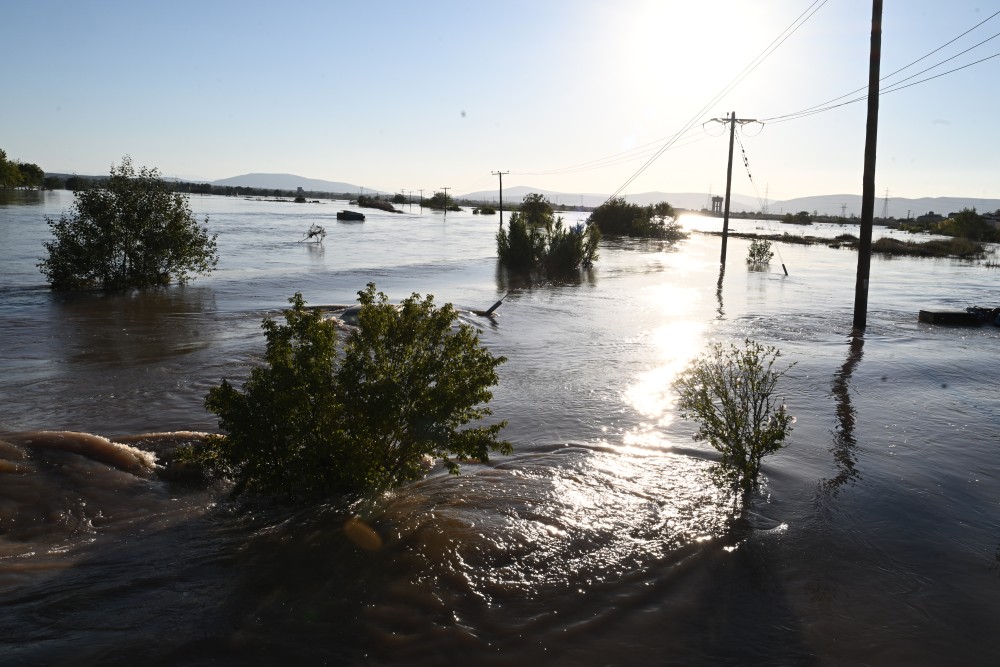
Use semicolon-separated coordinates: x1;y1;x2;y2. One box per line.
853;0;883;332
492;170;509;226
709;112;757;265
441;187;450;218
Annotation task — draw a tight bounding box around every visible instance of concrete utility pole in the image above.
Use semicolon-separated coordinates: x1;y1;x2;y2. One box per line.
492;170;509;226
709;112;757;265
853;0;883;332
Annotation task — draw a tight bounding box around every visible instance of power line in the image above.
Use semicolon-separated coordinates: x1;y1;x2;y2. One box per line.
762;12;1000;124
602;0;828;203
505;1;827;196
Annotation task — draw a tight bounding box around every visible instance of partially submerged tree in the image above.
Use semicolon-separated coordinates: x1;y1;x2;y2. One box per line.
587;197;686;239
188;284;509;501
747;238;774;267
38;156;218;290
425;191;460;211
497;193;599;274
937;208;998;242
673;339;794;497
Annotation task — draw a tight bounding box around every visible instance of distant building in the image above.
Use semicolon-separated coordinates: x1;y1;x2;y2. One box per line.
711;196;723;213
915;211;945;224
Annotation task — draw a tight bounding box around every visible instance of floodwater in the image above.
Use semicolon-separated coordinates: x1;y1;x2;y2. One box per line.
1;189;999;666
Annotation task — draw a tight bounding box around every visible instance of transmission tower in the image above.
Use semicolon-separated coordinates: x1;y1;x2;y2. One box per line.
880;188;889;220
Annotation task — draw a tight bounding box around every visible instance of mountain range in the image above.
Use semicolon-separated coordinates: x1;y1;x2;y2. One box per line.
199;173;1000;220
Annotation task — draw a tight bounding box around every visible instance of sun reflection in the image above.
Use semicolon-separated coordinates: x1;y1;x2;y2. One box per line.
624;320;706;428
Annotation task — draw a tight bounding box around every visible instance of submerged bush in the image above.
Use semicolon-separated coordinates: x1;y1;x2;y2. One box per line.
872;236;985;259
496;193;599;274
186;284;509;501
587;197;686;239
38;156;218;290
747;238;774;267
673;339;794;496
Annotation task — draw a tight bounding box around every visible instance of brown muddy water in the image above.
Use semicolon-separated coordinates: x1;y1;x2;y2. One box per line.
2;190;999;666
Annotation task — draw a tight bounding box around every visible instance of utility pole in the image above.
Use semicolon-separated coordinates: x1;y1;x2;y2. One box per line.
419;189;424;210
853;0;883;332
492;170;509;227
441;187;450;219
709;111;757;265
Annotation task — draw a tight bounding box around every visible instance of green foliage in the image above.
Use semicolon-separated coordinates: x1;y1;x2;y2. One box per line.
38;156;218;290
782;210;813;225
426;191;459;210
17;162;44;188
497;194;600;274
936;208;998;242
0;149;22;189
872;236;985;258
746;238;774;266
189;285;510;501
673;339;794;496
496;210;545;270
516;192;554;225
357;194;398;212
587;197;686;239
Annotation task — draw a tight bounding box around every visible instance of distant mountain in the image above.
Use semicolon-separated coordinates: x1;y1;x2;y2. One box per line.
457;186;1000;219
768;194;1000;219
457;187;758;212
211;173;386;194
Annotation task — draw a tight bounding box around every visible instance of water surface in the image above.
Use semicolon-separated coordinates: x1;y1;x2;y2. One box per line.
2;191;999;665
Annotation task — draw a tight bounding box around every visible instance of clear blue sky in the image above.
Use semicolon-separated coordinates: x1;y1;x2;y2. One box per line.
3;0;997;200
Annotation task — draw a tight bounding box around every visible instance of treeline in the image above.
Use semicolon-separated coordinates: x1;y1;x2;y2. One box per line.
0;149;45;190
43;173;360;201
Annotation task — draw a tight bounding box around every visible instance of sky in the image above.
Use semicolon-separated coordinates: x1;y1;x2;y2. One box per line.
3;0;998;201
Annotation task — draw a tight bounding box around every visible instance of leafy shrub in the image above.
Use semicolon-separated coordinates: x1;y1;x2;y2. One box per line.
747;238;774;266
872;236;984;258
187;284;509;501
673;339;794;496
587;197;686;239
38;156;218;290
497;193;600;274
936;208;998;242
496;210;545;270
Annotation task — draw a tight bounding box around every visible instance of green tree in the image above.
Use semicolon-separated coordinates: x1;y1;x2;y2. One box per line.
17;162;45;189
38;156;218;290
189;285;509;501
747;238;774;267
0;149;23;190
497;194;599;273
426;191;458;210
937;208;997;242
673;339;794;497
587;197;685;239
517;192;554;225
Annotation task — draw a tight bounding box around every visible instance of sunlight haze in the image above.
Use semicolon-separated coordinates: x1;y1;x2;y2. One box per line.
3;0;997;200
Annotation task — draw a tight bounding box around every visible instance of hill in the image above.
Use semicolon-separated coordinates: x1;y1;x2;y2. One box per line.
457;186;1000;219
210;173;385;194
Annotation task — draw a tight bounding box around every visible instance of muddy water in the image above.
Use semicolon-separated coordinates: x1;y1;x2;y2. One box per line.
2;190;999;665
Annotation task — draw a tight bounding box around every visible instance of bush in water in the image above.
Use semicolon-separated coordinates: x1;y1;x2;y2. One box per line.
747;238;774;267
587;197;686;240
672;339;794;496
187;284;509;500
496;193;600;274
38;156;218;290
